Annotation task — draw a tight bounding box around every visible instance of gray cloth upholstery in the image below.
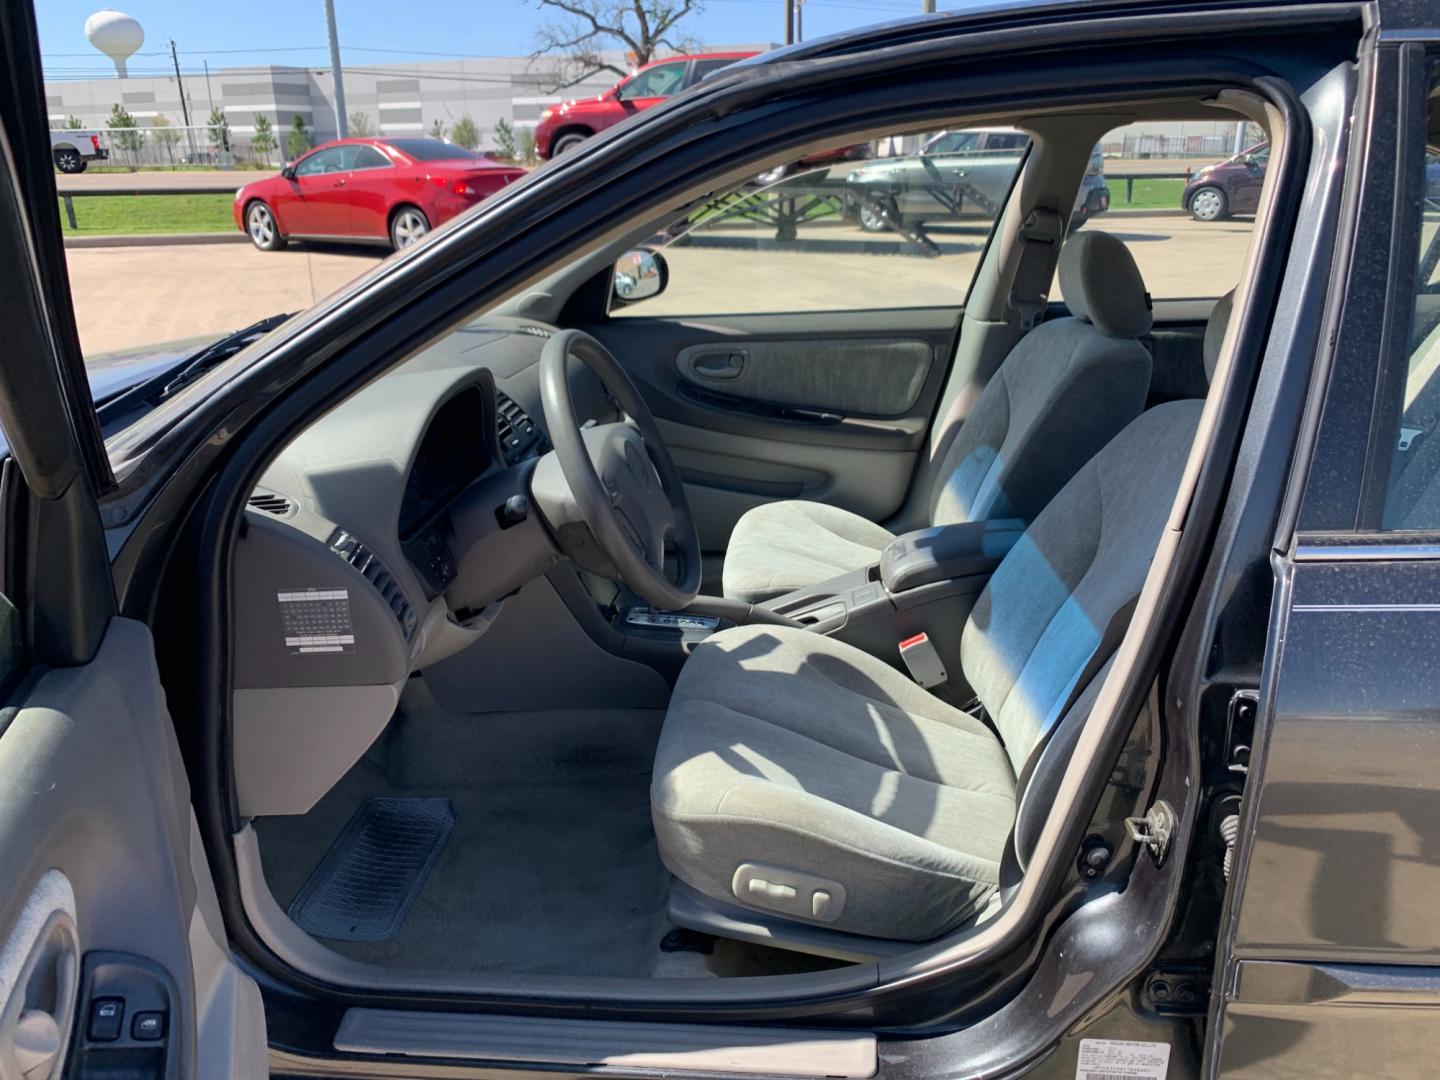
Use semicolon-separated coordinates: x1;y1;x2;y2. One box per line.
721;500;897;605
1057;230;1154;338
1203;289;1236;382
652;625;1017;941
960;400;1202;775
722;235;1154;604
928;318;1151;526
655;401;1203;942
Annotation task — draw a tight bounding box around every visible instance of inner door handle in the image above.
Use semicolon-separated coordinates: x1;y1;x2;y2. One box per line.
692;352;745;379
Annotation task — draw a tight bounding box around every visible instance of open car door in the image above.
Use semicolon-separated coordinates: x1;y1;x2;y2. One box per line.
0;6;267;1079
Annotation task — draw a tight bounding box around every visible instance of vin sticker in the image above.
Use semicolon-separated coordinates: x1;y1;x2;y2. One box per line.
1075;1039;1171;1080
277;588;356;655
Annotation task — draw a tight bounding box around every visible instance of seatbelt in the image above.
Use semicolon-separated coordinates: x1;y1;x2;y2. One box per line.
1013;595;1139;801
1008;203;1066;333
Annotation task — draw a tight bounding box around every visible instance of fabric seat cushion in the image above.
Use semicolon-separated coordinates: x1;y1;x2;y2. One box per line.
652;624;1017;941
720;501;897;605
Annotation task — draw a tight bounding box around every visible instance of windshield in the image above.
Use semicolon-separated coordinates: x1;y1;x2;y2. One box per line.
384;139;485;162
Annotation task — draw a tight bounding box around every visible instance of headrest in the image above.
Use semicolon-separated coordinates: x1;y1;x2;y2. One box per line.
1056;231;1152;338
1203;289;1236;383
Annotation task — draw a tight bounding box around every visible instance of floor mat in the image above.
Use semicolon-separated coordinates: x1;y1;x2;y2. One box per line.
288;796;455;942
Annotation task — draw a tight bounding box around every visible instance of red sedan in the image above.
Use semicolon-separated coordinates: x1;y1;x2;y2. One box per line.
234;137;525;252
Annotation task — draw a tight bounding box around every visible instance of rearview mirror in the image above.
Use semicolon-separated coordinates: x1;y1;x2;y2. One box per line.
612;249;667;305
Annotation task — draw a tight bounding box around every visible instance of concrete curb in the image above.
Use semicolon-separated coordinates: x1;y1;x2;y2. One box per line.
64;231;246;248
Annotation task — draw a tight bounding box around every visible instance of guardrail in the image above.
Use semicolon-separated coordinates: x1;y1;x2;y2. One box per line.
58;184;237;230
57;171;1192;235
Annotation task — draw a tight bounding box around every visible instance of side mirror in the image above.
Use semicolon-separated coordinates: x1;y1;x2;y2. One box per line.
281;164;297;181
612;249;667;305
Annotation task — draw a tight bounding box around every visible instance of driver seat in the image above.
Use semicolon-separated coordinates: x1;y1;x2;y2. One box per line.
651;396;1204;945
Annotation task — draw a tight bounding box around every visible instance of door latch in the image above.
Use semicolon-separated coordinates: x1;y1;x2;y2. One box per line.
1125;800;1177;864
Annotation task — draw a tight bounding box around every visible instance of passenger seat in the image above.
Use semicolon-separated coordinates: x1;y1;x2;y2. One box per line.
721;231;1156;604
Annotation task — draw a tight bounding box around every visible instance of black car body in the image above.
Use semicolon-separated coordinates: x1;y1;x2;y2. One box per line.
1;1;1438;1079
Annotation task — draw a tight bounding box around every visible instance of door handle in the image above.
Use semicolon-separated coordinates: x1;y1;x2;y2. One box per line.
692;352;745;379
332;178;346;187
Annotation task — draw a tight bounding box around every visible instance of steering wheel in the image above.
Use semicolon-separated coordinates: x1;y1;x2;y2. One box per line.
534;329;702;611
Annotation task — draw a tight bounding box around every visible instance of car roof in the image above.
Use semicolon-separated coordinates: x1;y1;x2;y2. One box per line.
636;50;759;69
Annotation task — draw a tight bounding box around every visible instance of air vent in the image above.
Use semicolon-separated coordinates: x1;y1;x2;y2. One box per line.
495;390;547;464
328;530;419;643
517;325;553;339
248;490;295;517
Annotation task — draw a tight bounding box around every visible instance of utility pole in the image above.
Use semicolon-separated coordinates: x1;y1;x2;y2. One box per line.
795;0;804;41
325;0;348;139
169;39;197;160
204;59;215;113
922;0;935;11
784;0;794;44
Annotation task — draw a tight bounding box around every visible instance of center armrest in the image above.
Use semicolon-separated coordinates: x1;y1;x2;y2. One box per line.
879;519;1026;594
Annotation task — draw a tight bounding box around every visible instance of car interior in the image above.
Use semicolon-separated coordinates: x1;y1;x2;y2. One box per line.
225;96;1273;993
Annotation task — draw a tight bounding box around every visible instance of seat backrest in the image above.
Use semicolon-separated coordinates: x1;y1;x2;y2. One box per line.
927;231;1155;528
958;398;1204;777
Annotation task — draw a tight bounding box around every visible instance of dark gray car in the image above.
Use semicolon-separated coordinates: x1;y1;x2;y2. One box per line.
846;127;1110;231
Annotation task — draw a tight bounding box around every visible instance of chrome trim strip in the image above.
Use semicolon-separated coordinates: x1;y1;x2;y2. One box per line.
1235;959;1440;1006
1293;542;1440;562
1293;602;1440;612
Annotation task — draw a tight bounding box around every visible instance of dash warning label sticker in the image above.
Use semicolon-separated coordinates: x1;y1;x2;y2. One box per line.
1075;1039;1171;1080
277;588;355;654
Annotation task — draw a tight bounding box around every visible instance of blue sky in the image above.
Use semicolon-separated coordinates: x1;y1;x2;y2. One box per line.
37;0;941;80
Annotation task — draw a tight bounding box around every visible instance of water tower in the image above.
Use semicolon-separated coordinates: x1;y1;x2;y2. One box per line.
85;10;144;77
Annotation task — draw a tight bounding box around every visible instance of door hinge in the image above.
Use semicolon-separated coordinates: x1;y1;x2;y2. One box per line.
1125;799;1177;864
1224;689;1259;776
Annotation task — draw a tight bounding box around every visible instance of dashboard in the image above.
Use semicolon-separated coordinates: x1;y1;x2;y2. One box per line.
231;316;613;694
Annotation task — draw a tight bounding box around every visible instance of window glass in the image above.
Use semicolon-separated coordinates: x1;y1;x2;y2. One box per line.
344;145;390;170
617;61;688;100
1377;96;1440;530
384;138;483;162
294;147;345;176
1055;120;1261;302
611;127;1026;317
691;58;736;82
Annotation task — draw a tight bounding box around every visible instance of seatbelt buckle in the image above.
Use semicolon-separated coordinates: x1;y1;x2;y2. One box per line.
898;632;947;689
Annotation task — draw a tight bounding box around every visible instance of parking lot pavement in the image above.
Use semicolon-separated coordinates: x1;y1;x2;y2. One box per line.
68;244;382;355
66;216;1251;356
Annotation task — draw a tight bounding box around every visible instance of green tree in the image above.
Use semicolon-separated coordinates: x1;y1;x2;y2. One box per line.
451;116;481;151
63;115;84;130
518;125;537;166
493;118;517;162
348;111;375;136
251;113;276;164
428;118;447;140
106;103;144;162
207;106;231;152
151;114;181;165
286;113;312;160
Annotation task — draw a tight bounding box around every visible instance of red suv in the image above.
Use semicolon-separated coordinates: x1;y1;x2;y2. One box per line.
535;52;757;159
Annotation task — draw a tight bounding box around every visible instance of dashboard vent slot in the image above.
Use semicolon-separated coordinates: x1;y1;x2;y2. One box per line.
328;530;419;643
517;325;553;339
248;490;295;517
495;390;547;464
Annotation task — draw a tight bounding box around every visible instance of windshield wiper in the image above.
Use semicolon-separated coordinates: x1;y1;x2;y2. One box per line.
158;312;293;401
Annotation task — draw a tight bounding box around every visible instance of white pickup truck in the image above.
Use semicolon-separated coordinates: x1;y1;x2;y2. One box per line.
50;128;109;173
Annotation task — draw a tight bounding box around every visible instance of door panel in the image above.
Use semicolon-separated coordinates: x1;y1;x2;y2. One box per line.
586;308;955;549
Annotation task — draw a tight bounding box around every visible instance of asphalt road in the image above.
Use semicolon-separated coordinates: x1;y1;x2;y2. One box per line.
66;215;1252;356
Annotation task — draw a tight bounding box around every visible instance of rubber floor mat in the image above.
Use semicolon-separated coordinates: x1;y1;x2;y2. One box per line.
288;796;455;942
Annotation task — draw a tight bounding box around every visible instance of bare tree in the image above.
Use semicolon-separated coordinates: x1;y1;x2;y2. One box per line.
530;0;702;92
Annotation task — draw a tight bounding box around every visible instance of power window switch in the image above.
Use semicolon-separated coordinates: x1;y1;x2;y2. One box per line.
88;998;124;1042
131;1011;166;1041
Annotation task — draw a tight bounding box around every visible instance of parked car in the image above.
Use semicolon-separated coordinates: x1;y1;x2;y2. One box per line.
6;1;1440;1078
49;127;108;173
233;137;526;252
1183;142;1269;220
535;51;758;158
845;127;1109;232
